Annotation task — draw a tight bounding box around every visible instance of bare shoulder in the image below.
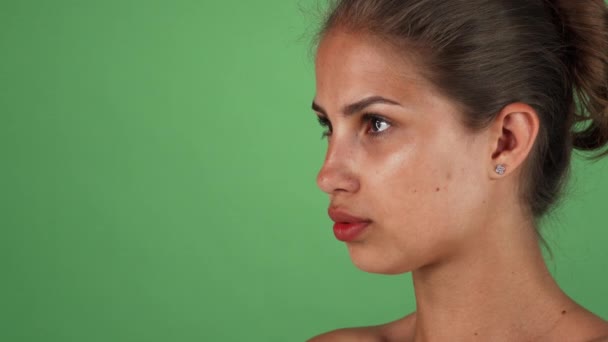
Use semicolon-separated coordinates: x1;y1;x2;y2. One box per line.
375;311;416;341
306;325;384;342
577;309;608;342
585;319;608;342
307;312;416;342
553;305;608;342
589;335;608;342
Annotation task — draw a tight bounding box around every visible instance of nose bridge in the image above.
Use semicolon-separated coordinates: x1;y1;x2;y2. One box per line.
316;134;359;194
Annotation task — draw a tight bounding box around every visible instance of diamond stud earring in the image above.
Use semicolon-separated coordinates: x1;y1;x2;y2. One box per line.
495;164;506;175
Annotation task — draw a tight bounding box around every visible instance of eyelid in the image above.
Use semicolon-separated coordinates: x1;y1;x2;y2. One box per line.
362;112;389;122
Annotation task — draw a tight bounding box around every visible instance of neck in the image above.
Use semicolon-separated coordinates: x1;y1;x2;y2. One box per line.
411;213;573;342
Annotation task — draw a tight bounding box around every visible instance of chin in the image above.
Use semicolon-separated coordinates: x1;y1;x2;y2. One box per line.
346;243;414;275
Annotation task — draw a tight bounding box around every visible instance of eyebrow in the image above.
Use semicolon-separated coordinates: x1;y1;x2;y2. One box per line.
312;96;402;117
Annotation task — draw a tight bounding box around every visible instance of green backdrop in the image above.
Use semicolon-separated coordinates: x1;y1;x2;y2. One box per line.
1;1;606;341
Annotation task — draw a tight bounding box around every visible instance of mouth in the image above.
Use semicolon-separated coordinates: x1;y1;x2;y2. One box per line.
328;207;372;242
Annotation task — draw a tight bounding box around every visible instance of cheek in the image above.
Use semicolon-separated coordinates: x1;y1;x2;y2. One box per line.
367;139;459;216
362;136;487;265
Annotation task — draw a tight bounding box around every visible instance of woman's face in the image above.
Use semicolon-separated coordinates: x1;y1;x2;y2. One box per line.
314;30;494;274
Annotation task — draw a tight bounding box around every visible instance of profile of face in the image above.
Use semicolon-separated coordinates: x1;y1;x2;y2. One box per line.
314;30;499;274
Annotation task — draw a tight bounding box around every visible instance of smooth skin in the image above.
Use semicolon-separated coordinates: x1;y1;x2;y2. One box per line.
309;29;608;342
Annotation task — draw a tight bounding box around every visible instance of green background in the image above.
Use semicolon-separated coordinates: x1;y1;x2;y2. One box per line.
1;1;606;341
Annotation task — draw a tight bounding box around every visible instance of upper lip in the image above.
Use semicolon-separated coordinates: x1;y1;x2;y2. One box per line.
327;207;371;223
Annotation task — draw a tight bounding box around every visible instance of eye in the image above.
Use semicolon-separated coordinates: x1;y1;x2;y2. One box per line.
316;115;332;139
364;114;391;135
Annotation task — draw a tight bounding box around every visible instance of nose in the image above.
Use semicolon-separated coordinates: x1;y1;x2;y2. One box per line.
316;141;360;195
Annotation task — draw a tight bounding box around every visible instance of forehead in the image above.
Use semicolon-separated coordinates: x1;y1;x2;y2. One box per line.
314;30;433;108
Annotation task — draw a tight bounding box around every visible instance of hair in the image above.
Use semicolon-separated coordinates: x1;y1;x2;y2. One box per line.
315;0;608;222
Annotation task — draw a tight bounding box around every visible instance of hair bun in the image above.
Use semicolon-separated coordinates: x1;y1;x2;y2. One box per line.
551;0;608;156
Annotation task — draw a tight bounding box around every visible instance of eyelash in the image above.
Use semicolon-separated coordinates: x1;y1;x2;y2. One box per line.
317;116;332;139
316;114;392;139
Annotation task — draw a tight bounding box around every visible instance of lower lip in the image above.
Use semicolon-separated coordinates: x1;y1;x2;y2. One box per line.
333;222;371;242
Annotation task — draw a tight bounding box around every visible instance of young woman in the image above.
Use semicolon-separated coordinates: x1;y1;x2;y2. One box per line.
308;0;608;341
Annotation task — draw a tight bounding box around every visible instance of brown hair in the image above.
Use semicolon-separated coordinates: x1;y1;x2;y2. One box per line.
316;0;608;220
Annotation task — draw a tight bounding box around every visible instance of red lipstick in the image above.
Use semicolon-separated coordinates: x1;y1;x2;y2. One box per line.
328;207;371;242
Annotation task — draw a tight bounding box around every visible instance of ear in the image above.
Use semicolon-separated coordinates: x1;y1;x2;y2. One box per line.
488;103;540;178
